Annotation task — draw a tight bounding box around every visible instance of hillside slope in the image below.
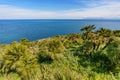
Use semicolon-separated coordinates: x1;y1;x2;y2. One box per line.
0;25;120;80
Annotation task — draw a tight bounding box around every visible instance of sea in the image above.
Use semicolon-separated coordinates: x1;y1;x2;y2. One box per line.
0;19;120;44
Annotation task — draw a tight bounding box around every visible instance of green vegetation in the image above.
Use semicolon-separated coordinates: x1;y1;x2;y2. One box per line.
0;25;120;80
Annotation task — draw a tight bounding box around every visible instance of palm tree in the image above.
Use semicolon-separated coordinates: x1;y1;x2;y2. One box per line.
80;25;96;40
96;28;113;37
96;27;114;50
113;30;120;37
96;28;106;35
80;25;96;33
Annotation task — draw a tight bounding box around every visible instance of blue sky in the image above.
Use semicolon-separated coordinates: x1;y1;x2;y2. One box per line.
0;0;120;19
0;0;85;10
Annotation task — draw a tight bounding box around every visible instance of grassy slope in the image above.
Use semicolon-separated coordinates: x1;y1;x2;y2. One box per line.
0;32;120;80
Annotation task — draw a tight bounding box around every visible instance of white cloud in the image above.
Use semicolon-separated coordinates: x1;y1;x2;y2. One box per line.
63;1;120;19
75;0;120;7
0;5;59;19
0;0;120;19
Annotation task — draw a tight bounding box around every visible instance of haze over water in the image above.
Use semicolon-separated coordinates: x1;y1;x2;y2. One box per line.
0;19;120;44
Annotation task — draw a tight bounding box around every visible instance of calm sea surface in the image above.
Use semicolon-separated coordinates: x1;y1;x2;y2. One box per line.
0;19;120;44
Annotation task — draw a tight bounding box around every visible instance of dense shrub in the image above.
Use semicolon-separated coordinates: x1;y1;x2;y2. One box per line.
0;26;120;80
0;43;39;80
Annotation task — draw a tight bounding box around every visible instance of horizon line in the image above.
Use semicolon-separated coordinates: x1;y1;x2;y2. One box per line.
0;18;120;20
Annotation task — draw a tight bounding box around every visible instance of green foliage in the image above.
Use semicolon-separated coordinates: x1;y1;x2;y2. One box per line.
96;27;113;37
37;46;54;63
80;25;96;33
37;39;66;63
0;25;120;80
106;38;120;73
0;43;39;80
20;38;31;46
113;30;120;37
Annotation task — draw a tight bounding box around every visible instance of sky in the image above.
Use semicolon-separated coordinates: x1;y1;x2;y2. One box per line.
0;0;120;19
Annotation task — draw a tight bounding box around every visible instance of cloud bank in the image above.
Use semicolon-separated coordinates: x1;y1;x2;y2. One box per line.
0;0;120;19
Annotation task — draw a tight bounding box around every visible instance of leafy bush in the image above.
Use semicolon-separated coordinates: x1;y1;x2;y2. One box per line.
0;43;39;80
0;26;120;80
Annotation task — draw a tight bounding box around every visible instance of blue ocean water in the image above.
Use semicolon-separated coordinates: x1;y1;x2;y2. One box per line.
0;19;120;44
